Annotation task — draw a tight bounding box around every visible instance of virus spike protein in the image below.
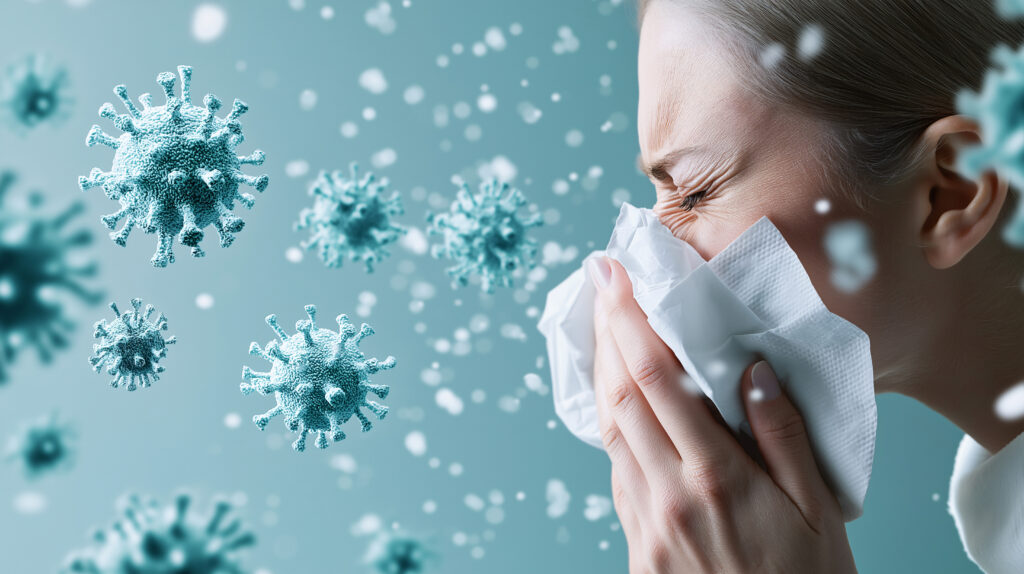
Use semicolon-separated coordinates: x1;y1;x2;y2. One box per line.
89;298;176;391
79;65;269;267
240;304;395;452
427;179;543;293
295;162;407;272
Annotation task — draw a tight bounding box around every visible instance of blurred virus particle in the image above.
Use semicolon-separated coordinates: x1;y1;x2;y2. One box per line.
364;530;436;574
61;492;255;574
295;162;406;272
957;44;1024;247
79;65;269;268
997;0;1024;18
240;304;395;452
0;53;71;132
90;298;176;391
4;412;75;479
427;179;543;293
0;171;101;384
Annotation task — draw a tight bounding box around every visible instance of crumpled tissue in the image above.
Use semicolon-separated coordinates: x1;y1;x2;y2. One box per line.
537;202;876;521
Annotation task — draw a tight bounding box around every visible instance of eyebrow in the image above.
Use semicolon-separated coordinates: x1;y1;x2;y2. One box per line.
642;145;711;182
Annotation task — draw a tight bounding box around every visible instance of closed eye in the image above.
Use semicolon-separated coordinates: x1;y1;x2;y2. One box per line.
679;190;708;211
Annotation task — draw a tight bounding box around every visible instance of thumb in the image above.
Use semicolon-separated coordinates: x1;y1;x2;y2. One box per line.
742;360;833;527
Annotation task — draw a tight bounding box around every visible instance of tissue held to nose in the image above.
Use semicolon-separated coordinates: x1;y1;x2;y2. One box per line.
538;202;877;522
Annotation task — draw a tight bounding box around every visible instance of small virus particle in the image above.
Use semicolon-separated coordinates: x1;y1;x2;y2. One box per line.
79;65;269;267
295;163;406;272
427;180;543;293
61;492;255;574
364;530;436;574
5;412;75;479
957;44;1024;247
0;171;101;384
240;304;395;452
0;53;71;132
90;298;176;391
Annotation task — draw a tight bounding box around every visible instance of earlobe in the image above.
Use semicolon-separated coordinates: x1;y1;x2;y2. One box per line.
917;116;1010;269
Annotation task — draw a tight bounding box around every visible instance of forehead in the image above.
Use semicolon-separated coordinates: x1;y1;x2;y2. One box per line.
637;2;771;161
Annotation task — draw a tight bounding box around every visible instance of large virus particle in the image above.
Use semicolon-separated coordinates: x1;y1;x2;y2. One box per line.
0;53;71;132
427;179;543;293
4;412;75;479
364;530;436;574
90;298;176;391
61;492;255;574
957;44;1024;247
295;162;406;272
79;65;269;267
0;171;101;384
240;304;395;452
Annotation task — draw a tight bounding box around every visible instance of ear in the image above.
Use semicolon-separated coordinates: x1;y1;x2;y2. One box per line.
915;115;1010;269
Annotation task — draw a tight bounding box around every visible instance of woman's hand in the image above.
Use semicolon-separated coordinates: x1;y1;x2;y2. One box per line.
587;256;857;574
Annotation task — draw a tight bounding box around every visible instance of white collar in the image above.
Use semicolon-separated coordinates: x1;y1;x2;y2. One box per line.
947;430;1024;574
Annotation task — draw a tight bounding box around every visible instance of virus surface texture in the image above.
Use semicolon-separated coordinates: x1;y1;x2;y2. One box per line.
427;179;543;293
295;163;406;272
79;65;269;267
0;171;101;384
4;412;75;479
957;44;1024;247
240;304;395;452
1;53;71;131
61;492;255;574
364;531;435;574
90;298;175;391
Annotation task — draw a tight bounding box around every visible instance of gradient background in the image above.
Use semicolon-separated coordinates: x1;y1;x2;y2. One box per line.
0;0;977;572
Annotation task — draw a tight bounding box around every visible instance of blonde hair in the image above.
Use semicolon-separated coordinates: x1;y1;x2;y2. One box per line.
639;0;1024;206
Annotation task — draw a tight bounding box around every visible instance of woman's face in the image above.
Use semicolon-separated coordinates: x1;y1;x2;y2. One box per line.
636;2;936;381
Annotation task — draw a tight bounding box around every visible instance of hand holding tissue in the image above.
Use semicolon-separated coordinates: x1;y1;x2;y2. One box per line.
538;203;877;522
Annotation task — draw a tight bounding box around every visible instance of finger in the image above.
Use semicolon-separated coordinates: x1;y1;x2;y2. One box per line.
594;256;739;467
612;471;649;574
589;262;682;485
741;360;836;525
594;295;651;509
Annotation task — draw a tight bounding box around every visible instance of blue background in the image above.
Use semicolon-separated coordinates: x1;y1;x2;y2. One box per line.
0;0;977;572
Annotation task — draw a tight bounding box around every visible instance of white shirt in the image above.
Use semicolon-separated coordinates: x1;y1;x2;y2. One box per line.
947;431;1024;573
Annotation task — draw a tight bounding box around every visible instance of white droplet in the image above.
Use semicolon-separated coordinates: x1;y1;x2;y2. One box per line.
798;24;826;61
285;160;310;178
995;381;1024;421
340;121;359;138
546;479;571;518
405;430;428;456
404;85;425;105
298;89;318;111
192;4;228;43
371;148;397;168
285;247;304;263
815;198;832;214
565;129;584;148
223;412;241;428
477;93;498;113
359;68;388;94
13;491;47;515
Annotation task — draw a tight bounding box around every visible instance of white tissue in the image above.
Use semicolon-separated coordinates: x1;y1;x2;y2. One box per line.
538;203;876;522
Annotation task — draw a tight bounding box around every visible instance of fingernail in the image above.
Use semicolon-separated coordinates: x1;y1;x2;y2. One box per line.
751;361;780;401
586;256;612;290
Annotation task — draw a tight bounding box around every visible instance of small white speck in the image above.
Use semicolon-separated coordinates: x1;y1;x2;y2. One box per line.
195;293;215;309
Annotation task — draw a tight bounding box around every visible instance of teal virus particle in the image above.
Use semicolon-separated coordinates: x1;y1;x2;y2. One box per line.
427;179;543;293
364;527;436;572
957;44;1024;247
4;412;75;479
240;304;395;452
90;298;176;391
364;531;436;574
79;65;269;267
0;53;71;132
0;171;101;384
295;163;406;272
61;492;255;574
